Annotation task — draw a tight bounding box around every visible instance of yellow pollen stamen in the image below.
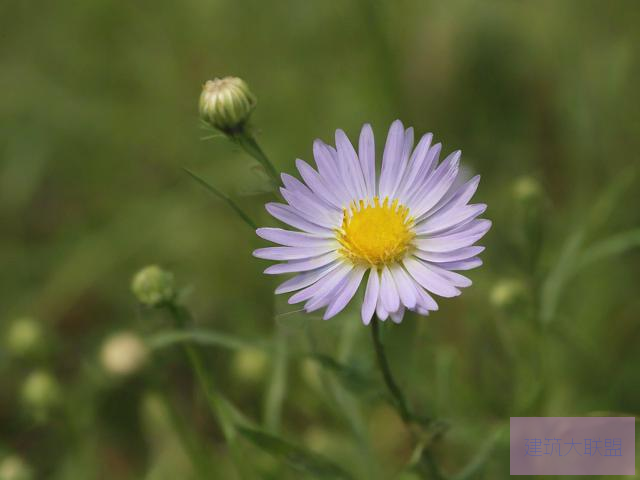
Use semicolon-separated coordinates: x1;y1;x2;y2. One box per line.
336;196;415;267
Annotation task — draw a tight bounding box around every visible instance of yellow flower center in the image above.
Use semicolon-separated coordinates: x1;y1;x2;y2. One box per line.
337;197;415;267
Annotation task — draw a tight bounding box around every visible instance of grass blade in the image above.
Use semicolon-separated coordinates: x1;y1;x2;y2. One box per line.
578;228;640;270
147;328;270;352
238;426;354;479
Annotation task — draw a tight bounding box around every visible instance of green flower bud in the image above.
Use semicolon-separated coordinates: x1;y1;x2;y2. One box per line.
131;265;176;307
490;279;527;310
100;331;149;377
199;77;256;134
0;455;33;480
21;370;60;414
232;347;269;383
4;317;45;358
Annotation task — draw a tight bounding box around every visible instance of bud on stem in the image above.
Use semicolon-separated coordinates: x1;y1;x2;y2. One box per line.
131;265;176;307
199;77;256;135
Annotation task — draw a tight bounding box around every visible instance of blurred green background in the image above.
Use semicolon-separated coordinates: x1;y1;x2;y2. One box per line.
1;0;639;478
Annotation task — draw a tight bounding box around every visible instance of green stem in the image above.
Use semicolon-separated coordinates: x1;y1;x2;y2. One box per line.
162;391;212;477
370;318;444;479
370;318;413;423
232;131;280;187
165;302;235;440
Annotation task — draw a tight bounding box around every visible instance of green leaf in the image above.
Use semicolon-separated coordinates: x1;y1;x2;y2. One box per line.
263;326;288;432
308;353;379;397
237;426;354;479
578;228;640;270
183;168;257;229
541;227;640;324
451;424;506;480
540;167;637;324
146;328;270;352
540;230;585;324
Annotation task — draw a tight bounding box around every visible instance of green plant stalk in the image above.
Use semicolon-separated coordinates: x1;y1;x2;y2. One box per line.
232;130;280;187
165;302;235;440
162;391;213;478
370;318;413;423
370;318;444;479
164;302;259;479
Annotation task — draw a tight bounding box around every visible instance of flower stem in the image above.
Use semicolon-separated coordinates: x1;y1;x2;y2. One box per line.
370;318;413;423
163;302;260;479
165;302;235;440
370;318;444;479
232;131;280;187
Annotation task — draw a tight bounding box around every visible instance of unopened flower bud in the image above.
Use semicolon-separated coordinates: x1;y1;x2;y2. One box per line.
232;347;269;383
100;331;149;377
4;317;44;358
199;77;256;134
0;455;33;480
131;265;175;307
21;370;60;414
490;279;526;310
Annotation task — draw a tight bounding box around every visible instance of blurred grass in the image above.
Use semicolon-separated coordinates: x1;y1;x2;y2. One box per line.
1;0;639;478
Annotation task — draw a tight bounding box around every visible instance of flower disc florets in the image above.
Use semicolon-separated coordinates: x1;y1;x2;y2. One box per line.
337;197;414;267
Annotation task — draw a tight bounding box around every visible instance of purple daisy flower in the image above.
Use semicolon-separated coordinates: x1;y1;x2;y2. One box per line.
253;120;491;324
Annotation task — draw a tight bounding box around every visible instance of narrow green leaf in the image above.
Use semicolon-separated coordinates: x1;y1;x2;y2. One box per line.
586;166;637;233
183;168;257;230
238;426;354;479
147;328;270;352
263;326;288;432
540;167;637;324
452;425;506;480
540;230;585;324
578;228;640;270
308;353;379;397
541;227;640;324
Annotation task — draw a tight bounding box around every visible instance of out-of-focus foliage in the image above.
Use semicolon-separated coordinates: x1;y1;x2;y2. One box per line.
1;0;638;478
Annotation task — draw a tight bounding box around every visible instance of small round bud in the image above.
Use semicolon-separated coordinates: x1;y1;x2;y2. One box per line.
21;370;60;415
100;331;149;377
513;176;543;204
232;347;269;383
4;317;45;358
199;77;256;134
131;265;176;307
0;455;33;480
490;279;527;310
